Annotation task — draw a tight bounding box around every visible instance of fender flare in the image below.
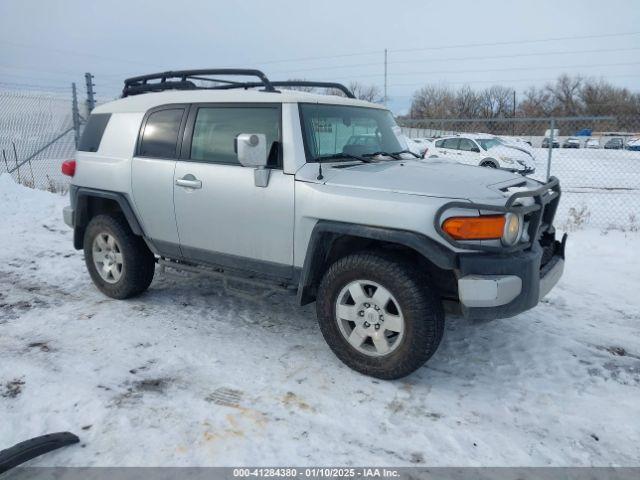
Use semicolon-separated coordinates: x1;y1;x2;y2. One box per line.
297;220;458;305
71;187;145;248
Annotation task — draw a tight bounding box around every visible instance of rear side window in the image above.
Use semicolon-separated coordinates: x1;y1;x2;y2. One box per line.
443;138;460;149
190;106;280;166
138;108;185;158
78;113;111;152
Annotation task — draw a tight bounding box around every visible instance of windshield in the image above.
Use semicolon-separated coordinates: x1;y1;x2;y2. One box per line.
299;103;406;161
476;138;501;150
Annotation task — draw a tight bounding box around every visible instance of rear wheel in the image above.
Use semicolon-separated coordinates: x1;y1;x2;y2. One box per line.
83;214;155;299
316;251;444;379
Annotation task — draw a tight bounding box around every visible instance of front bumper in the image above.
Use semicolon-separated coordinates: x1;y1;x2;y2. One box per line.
457;235;566;320
435;176;565;320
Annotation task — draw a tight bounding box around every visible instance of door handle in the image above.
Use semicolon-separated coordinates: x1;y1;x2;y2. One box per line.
175;176;202;189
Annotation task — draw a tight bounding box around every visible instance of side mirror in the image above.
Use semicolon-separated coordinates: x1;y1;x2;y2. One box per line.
236;133;270;187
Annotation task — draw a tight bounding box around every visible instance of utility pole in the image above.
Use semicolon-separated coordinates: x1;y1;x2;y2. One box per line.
383;49;388;106
71;83;81;148
512;90;516;135
85;72;96;113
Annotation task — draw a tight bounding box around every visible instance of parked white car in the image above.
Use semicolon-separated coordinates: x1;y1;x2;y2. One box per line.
585;138;600;149
429;135;536;174
405;137;432;157
497;136;533;151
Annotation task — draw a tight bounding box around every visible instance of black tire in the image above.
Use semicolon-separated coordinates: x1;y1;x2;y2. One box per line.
480;159;498;168
316;251;444;379
83;214;155;299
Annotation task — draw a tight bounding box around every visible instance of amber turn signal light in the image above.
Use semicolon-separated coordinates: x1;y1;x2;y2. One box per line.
442;215;506;240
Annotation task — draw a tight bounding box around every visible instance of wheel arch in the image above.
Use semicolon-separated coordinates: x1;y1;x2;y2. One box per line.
71;187;144;249
297;220;458;306
480;158;498;167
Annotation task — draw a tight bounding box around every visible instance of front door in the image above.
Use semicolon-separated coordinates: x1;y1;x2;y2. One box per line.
173;104;295;277
457;138;481;166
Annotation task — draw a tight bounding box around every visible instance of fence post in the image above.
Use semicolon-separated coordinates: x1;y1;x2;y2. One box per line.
85;72;95;113
11;141;21;183
546;117;555;181
71;83;81;148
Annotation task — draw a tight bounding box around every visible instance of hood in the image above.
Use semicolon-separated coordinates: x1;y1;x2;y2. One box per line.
295;158;527;201
488;144;535;167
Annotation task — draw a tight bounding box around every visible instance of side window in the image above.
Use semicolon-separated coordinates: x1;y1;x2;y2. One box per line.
190;106;281;166
78;113;111;152
443;138;460;149
458;138;477;151
435;139;444;148
138;108;184;158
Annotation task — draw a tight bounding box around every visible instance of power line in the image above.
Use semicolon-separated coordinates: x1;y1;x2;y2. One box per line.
2;30;639;73
329;61;640;80
0;40;169;69
268;46;640;76
389;73;640;90
256;31;640;66
390;31;640;54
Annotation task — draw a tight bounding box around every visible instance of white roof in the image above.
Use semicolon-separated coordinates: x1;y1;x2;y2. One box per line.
93;88;385;114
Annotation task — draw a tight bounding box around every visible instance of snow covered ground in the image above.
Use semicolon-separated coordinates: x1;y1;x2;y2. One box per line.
1;174;640;467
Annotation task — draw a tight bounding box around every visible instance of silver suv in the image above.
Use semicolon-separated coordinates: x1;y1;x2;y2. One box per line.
62;69;566;379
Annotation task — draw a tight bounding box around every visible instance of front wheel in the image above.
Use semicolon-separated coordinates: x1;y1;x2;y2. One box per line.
83;214;155;299
480;159;498;168
316;251;444;379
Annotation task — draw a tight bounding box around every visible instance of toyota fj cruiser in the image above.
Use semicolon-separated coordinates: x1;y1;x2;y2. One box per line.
62;69;566;379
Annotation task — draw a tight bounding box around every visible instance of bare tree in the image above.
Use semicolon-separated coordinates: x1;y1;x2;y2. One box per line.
347;81;383;103
453;85;481;118
326;81;383;102
478;85;514;118
409;84;455;118
546;74;583;116
518;86;554;117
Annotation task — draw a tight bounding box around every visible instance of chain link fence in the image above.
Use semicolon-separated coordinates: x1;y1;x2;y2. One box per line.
1;87;638;231
0;87;85;193
401;116;640;231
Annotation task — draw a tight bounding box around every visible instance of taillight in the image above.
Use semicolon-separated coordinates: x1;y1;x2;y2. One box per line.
423;147;429;158
61;159;76;177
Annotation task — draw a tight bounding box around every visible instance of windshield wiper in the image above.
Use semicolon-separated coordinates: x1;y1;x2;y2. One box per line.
393;149;421;158
362;150;421;160
315;153;375;163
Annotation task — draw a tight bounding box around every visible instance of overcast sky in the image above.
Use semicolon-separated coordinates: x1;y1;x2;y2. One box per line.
1;0;639;113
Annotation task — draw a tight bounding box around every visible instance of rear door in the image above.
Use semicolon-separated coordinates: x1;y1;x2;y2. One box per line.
436;138;460;158
131;105;188;257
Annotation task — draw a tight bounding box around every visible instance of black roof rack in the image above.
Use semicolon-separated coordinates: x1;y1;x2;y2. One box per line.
121;69;355;99
212;80;356;98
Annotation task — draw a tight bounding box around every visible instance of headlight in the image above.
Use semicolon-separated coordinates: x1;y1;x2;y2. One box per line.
502;213;521;246
499;156;514;163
